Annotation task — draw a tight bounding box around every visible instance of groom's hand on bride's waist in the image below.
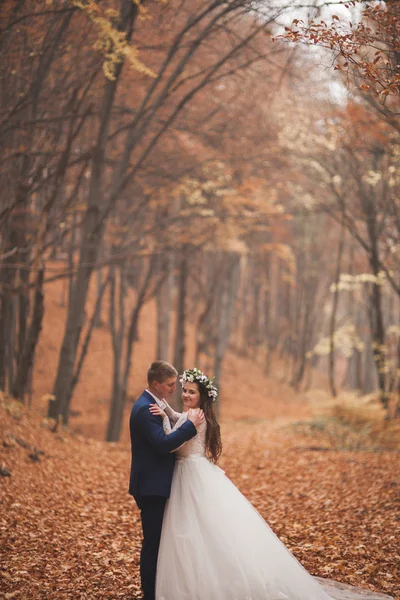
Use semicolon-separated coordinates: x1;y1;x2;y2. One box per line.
187;409;205;429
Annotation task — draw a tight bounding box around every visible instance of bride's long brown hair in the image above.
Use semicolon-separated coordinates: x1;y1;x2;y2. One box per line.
197;382;222;464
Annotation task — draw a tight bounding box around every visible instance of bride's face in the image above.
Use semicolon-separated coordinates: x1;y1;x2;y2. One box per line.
182;382;201;409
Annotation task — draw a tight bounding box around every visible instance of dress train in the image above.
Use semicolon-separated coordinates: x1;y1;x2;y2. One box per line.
155;411;392;600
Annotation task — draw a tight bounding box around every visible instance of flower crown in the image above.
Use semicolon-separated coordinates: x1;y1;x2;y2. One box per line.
180;367;218;401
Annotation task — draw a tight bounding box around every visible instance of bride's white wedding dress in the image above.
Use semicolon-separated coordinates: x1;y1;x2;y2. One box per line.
155;408;392;600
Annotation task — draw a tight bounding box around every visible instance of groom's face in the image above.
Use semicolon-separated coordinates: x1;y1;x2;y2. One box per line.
154;376;177;400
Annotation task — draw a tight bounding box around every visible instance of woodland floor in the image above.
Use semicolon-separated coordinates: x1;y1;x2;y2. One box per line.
1;396;399;600
0;274;399;599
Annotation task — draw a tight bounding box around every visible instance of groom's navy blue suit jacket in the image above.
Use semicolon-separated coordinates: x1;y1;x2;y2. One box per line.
129;390;197;500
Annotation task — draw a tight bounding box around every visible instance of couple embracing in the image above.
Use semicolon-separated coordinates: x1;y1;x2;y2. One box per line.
129;361;391;600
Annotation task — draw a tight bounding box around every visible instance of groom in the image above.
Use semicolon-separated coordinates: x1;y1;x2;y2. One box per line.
129;360;204;600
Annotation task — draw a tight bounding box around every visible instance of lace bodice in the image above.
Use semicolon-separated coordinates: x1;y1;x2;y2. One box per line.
162;404;206;459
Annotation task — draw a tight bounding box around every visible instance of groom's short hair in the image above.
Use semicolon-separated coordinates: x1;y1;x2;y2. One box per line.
147;361;178;385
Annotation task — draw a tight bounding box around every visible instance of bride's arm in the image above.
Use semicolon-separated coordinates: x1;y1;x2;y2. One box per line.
149;405;184;435
166;415;189;452
161;400;182;424
161;415;172;434
163;414;188;435
149;405;187;451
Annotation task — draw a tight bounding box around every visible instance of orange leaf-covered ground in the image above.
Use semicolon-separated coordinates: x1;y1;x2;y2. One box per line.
1;278;399;599
1;397;399;600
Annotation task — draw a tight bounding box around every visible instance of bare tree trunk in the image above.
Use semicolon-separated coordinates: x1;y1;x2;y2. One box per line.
0;198;28;393
66;210;77;309
362;177;389;411
156;253;173;361
395;324;400;417
122;258;159;396
67;271;111;402
1;9;75;396
328;221;345;397
94;238;104;328
344;314;363;391
7;295;17;393
367;252;388;411
17;267;29;369
195;255;223;366
363;333;377;394
106;264;125;442
342;242;362;391
293;307;311;391
0;220;19;390
213;253;240;403
107;255;159;442
12;268;45;401
264;255;272;375
173;250;188;380
231;259;248;357
281;277;293;382
48;0;138;424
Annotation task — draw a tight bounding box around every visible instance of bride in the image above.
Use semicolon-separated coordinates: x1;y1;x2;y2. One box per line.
149;368;392;600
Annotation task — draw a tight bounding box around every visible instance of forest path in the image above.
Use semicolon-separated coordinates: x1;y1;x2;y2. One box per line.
1;397;398;600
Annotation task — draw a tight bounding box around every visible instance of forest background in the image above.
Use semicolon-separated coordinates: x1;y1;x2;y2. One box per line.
0;0;399;598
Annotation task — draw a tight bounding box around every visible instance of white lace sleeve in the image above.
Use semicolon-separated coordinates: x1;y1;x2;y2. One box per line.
163;401;182;424
162;412;187;435
161;413;191;453
162;415;172;434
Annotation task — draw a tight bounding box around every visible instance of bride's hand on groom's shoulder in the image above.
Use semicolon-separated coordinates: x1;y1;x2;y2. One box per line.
187;408;205;429
149;404;166;419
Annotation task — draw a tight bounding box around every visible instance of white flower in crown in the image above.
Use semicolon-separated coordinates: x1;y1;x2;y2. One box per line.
179;368;218;402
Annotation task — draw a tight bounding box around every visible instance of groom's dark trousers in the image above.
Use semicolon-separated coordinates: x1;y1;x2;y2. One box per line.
137;496;167;600
129;391;196;600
